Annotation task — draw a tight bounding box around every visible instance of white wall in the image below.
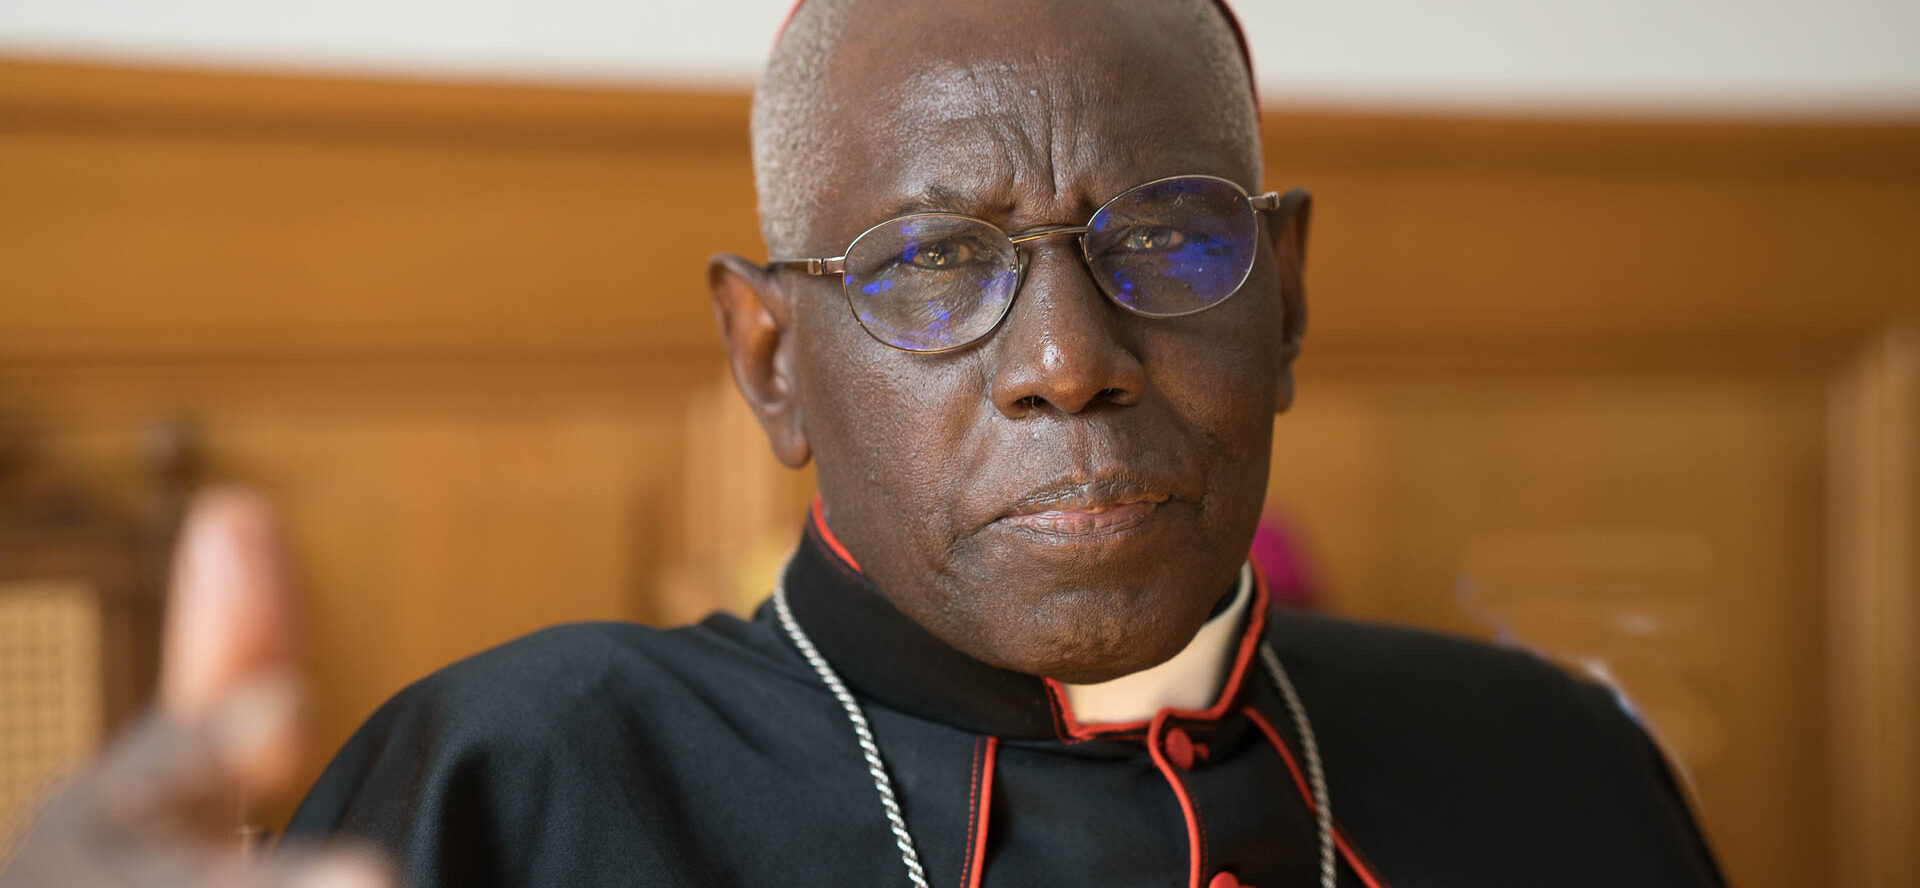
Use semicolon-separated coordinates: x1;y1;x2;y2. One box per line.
0;0;1915;115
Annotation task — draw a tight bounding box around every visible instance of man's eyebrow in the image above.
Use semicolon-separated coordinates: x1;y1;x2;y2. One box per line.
880;183;1014;220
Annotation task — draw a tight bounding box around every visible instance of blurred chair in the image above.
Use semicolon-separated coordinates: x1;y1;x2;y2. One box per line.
0;418;197;855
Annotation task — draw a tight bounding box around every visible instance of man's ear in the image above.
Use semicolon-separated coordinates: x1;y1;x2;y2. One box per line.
708;253;811;468
1269;188;1312;413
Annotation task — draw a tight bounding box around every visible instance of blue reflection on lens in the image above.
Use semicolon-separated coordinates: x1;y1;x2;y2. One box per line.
1088;177;1255;312
862;261;1018;352
1157;234;1243;296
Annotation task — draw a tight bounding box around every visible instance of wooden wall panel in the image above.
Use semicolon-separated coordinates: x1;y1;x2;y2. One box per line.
1;58;1915;885
0;62;757;361
1828;324;1919;888
1265;373;1831;884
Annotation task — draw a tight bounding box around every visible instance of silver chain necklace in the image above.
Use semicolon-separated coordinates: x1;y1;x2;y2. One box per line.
772;584;1337;888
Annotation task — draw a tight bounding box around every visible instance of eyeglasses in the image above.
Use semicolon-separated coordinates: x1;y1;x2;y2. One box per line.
766;174;1293;353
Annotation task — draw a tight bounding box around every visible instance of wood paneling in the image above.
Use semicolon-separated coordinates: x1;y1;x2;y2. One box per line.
1;58;1915;886
0;60;755;363
1265;372;1832;883
1828;323;1919;888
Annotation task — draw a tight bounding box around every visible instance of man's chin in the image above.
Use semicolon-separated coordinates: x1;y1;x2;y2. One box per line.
931;578;1219;683
1000;619;1200;684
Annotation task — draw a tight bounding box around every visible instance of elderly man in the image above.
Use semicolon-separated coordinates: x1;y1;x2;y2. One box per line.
3;1;1725;886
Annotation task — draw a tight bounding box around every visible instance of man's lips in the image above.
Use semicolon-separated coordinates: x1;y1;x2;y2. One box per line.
999;499;1167;535
995;487;1174;537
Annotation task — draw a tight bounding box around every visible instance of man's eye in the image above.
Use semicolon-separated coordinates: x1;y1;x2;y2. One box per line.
1120;225;1185;252
908;238;985;269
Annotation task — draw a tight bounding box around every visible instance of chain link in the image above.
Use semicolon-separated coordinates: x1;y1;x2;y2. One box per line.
1261;642;1337;888
773;586;931;888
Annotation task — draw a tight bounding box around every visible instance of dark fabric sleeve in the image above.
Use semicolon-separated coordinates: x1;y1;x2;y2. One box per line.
1567;677;1730;888
281;626;622;888
282;674;542;887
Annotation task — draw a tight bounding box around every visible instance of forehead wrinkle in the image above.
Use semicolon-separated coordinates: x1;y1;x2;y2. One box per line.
864;126;1021;222
877;31;1227;211
886;59;1104;216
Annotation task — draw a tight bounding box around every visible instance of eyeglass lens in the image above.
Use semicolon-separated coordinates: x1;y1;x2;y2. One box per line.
843;214;1022;353
839;176;1260;352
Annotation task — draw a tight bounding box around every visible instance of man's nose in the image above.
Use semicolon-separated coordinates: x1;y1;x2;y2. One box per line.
986;241;1147;418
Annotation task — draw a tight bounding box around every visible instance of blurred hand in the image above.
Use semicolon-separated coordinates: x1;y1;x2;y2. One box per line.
1;488;393;888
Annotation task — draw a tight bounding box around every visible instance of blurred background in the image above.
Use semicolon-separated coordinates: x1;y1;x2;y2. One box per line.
0;1;1915;885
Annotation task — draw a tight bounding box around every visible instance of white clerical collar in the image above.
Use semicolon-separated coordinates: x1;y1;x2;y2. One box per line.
1060;563;1253;725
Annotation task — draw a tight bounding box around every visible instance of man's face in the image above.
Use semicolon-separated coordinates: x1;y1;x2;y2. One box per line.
719;1;1304;683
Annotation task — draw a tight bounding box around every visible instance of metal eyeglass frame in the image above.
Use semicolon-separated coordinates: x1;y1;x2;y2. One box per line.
764;174;1297;353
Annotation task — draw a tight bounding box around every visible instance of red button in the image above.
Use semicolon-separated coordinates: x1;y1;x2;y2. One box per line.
1165;726;1196;770
1208;871;1244;888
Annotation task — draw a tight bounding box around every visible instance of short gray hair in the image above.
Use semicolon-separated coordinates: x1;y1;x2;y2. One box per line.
750;0;1258;258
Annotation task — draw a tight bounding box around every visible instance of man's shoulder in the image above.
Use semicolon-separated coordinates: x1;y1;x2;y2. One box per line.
385;613;787;732
1266;608;1646;767
1270;609;1675;802
1265;611;1724;883
287;612;798;843
1269;608;1573;693
343;613;787;763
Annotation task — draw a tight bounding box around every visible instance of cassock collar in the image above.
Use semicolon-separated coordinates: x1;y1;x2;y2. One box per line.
776;500;1272;742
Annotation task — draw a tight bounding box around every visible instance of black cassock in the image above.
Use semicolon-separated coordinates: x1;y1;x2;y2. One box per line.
286;512;1726;888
